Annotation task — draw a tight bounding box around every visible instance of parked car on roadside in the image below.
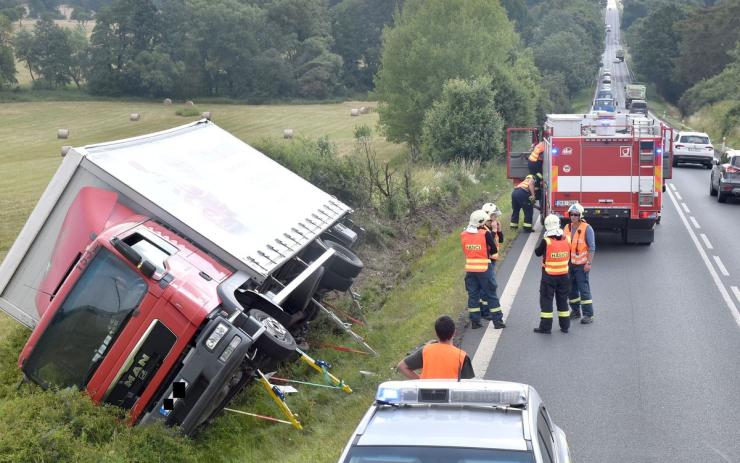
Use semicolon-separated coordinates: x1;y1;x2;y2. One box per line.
672;131;714;168
338;380;571;463
710;149;740;202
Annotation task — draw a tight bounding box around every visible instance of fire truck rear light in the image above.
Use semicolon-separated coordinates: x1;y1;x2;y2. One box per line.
639;212;657;219
656;148;663;154
639;194;653;206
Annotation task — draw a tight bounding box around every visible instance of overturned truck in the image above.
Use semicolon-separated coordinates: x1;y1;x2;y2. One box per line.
0;120;363;435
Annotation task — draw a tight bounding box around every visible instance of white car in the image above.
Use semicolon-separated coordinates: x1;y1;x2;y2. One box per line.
672;131;714;168
601;83;612;91
338;380;571;463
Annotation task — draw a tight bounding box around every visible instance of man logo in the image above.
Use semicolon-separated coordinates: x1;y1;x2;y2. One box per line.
563;164;572;173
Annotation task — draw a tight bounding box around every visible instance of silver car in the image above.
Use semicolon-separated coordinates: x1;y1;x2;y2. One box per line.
710;149;740;203
338;380;571;463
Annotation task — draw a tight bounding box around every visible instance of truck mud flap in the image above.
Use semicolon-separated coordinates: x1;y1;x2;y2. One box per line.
624;228;654;244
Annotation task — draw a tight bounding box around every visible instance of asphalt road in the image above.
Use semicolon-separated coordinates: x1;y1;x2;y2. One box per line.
462;2;740;461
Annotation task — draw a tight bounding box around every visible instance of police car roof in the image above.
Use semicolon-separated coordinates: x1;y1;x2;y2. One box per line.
355;380;530;451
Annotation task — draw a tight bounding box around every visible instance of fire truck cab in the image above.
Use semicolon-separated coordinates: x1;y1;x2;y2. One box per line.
507;113;673;244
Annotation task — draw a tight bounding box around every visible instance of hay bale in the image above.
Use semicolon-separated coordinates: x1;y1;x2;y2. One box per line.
350;108;360;117
163;98;172;105
60;145;72;157
201;111;212;120
185;100;195;107
57;129;69;139
129;113;140;121
283;129;294;139
360;106;368;114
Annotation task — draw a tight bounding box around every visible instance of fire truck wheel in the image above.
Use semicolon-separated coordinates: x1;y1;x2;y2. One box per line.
251;309;297;360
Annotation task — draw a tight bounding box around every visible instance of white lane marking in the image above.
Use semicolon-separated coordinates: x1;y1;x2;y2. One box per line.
713;256;730;277
472;220;542;378
670;183;677;191
700;234;714;250
732;286;740;304
690;216;701;229
675;191;683;200
680;202;690;213
667;188;740;328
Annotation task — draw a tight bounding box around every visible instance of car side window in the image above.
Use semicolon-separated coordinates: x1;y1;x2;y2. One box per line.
537;407;555;463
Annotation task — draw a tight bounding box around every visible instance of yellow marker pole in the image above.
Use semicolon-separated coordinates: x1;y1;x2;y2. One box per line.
256;369;303;430
295;348;353;394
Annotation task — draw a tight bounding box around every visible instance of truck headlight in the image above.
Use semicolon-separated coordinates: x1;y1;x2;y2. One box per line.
205;323;229;350
219;336;242;362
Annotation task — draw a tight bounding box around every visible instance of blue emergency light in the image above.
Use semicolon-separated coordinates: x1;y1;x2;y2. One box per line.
552;147;559;155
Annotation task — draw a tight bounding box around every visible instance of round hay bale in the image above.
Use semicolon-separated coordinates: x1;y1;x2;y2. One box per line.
350;108;360;117
129;113;140;121
163;98;172;105
201;111;212;120
185;100;195;107
360;106;368;114
57;129;69;139
283;129;294;139
60;145;72;157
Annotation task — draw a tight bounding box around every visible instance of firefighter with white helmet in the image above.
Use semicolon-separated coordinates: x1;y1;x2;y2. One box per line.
564;203;596;324
533;214;571;334
460;210;505;329
479;202;505;320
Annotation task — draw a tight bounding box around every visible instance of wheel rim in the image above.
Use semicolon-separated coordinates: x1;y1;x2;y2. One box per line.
259;315;290;343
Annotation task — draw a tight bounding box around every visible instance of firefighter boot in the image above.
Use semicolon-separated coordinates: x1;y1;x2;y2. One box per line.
558;311;571;333
533;317;552;334
569;297;581;319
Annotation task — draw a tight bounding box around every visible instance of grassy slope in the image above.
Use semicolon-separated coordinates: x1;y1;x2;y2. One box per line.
0;100;395;261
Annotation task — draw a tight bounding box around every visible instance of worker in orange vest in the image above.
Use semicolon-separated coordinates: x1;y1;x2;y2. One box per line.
564;203;596;324
397;315;474;380
510;175;539;233
528;141;545;182
533;214;572;334
461;210;505;329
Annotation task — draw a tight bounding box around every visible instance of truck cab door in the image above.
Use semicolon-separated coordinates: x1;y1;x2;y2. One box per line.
507;128;539;179
662;125;673;180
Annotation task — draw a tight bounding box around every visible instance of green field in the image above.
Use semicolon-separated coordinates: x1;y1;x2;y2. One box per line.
0;100;398;261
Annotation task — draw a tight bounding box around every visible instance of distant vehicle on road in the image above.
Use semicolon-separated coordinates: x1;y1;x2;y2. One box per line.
616;48;625;62
601;75;612;84
601;83;612;92
594;98;616;112
338;380;572;463
628;99;648;116
606;25;612;33
625;83;647;108
673;131;714;168
710;149;740;202
597;90;613;99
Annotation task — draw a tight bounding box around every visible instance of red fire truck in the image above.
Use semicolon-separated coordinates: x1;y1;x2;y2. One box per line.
507;113;673;244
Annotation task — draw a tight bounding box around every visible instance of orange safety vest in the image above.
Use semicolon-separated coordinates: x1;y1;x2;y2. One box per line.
543;236;571;275
528;142;545;162
516;176;534;190
420;342;467;380
461;229;490;272
564;221;590;265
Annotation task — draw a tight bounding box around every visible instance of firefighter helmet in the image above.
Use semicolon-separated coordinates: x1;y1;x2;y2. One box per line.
568;203;585;216
544;214;562;236
469;210;490;227
481;202;502;217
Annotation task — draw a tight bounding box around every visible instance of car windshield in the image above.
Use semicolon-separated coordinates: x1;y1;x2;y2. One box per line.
344;446;535;463
731;156;740;167
24;249;148;388
680;135;710;144
632;102;646;108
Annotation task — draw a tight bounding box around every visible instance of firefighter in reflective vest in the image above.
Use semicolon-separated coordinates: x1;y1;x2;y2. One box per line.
480;202;505;317
510;175;538;232
564;203;596;324
528;141;545;182
397;315;475;380
533;215;572;334
461;210;505;329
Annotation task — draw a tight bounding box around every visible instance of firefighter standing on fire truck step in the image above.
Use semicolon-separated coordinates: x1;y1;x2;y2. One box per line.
510;175;538;233
528;141;545;183
564;203;596;324
533;214;571;334
461;210;505;330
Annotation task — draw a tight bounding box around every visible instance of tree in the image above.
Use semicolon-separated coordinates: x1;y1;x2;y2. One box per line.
533;31;596;96
28;18;74;88
0;15;15;86
71;7;93;27
375;0;537;149
331;0;400;91
13;29;35;81
421;76;504;163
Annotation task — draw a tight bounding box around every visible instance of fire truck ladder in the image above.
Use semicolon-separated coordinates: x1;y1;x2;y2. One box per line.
634;120;657;208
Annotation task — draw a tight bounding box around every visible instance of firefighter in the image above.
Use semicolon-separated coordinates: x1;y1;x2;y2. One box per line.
461;210;506;329
397;315;475;380
480;202;505;317
564;203;596;324
533;214;571;334
527;141;545;182
510;175;538;233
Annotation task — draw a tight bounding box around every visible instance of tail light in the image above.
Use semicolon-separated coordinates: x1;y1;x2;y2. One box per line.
706;146;714;151
639;211;657;219
726;166;740;174
675;144;684;149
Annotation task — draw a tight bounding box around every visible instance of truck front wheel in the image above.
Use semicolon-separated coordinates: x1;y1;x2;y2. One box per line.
251;309;297;360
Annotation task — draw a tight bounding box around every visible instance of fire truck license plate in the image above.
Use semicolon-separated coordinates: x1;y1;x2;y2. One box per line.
555;200;578;207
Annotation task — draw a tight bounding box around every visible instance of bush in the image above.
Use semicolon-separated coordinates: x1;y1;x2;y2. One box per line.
175;107;202;117
421;77;504;163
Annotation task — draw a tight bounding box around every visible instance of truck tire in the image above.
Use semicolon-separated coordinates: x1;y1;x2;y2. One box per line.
323;240;363;279
319;269;354;292
250;309;297;360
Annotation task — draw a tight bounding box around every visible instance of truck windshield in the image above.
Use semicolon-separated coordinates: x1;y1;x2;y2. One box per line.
24;248;148;389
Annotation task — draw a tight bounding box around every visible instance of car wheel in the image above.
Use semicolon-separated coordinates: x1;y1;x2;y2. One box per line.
705;163;712;169
710;176;718;196
718;187;728;203
250;309;297;360
672;159;678;167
